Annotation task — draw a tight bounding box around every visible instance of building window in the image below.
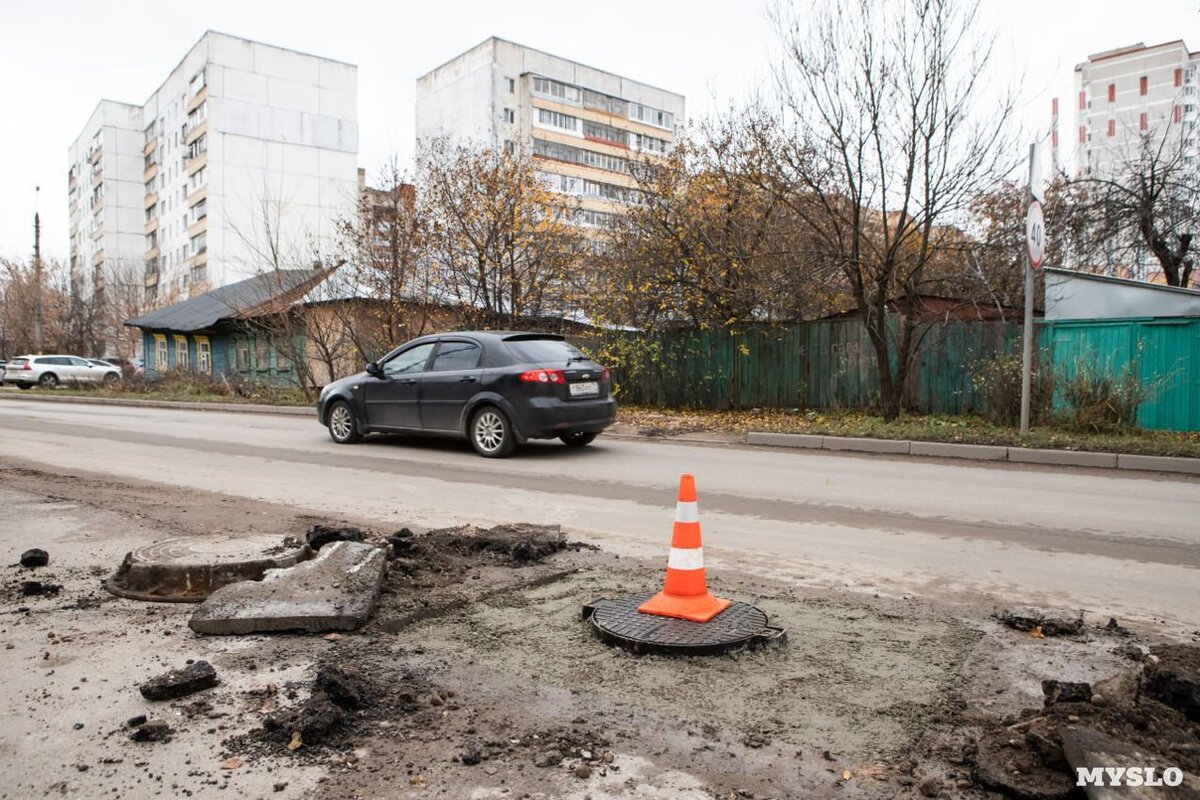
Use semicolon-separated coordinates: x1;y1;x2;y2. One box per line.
255;340;269;372
582;89;628;117
235;339;250;372
196;337;211;373
1107;119;1116;137
504;108;515;124
1140;76;1148;96
536;108;579;132
533;138;630;174
633;132;668;153
1107;83;1115;103
531;76;580;105
275;343;292;371
155;335;168;371
190;231;207;256
1175;105;1183;124
191;264;207;285
503;140;514;155
582;120;628;147
189;198;207;224
174;336;189;370
629;103;673;130
188;69;206;98
1176;68;1184;87
506;77;515;93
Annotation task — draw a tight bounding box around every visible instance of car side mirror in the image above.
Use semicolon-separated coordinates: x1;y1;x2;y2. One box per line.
365;362;383;378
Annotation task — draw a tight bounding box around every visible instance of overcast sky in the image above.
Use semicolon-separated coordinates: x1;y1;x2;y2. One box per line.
2;0;1197;261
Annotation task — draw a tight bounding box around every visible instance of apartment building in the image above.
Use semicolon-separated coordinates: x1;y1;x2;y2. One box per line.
68;31;360;312
1074;40;1199;178
415;37;685;229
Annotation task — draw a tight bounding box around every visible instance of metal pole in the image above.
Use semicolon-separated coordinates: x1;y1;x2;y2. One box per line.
1019;145;1034;436
33;188;44;354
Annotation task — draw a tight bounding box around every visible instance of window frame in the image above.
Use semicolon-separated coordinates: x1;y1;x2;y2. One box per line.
174;335;189;370
195;336;212;374
381;342;436;376
429;340;482;372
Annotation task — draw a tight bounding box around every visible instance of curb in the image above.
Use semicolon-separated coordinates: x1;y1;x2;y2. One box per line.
0;392;313;417
746;431;1200;476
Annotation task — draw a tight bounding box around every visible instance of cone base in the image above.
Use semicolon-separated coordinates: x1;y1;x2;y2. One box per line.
637;591;732;623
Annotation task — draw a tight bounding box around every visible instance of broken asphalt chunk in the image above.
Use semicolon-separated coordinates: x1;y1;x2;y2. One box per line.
129;720;173;743
1142;643;1200;722
188;541;387;635
1042;679;1093;706
305;524;366;552
19;549;49;568
997;607;1084;637
140;660;219;701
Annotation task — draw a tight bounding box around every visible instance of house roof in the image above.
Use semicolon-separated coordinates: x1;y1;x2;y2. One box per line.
124;270;324;332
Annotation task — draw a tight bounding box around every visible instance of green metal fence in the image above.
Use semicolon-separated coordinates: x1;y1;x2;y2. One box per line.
583;319;1021;414
582;316;1199;431
1042;317;1200;432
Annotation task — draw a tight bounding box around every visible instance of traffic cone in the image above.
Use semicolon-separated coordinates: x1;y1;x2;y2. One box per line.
638;474;731;623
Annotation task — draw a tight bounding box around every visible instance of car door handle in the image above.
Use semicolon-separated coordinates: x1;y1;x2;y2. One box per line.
400;378;417;384
458;376;477;382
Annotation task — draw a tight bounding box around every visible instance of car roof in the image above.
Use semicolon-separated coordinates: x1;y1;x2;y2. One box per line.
414;331;566;343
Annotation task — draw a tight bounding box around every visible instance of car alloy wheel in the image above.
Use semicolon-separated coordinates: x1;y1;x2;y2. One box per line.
471;407;514;458
39;373;58;388
328;401;361;444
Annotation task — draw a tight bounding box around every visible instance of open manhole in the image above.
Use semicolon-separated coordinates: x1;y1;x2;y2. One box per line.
582;594;787;656
106;534;309;603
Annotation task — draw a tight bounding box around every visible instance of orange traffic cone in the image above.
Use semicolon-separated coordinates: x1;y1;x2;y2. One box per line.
638;474;731;623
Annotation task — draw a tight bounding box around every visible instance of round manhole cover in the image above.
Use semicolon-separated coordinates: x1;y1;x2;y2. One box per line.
106;534;309;603
584;594;785;656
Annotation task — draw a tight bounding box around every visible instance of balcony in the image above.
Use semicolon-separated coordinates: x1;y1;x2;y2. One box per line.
186;186;207;207
144;244;160;261
91;221;104;240
144;217;158;236
186;85;208;114
144;191;158;209
184;119;208;146
143;138;158;157
143;162;158;183
185;151;207;176
92;248;105;266
186;215;208;238
87;146;102;165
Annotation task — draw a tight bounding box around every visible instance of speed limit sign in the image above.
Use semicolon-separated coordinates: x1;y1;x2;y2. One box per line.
1026;200;1046;269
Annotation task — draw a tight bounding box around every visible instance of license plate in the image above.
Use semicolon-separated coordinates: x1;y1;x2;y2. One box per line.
569;381;600;397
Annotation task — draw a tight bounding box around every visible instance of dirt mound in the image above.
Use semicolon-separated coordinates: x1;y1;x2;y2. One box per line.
387;523;590;579
971;657;1200;798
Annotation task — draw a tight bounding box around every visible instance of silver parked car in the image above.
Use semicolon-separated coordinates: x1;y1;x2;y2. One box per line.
3;355;121;389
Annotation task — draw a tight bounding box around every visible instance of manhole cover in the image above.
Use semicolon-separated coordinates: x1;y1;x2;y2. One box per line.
105;534;309;603
583;594;786;656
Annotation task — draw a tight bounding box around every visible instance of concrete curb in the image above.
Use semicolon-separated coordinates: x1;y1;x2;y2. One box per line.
0;391;313;417
747;430;1200;476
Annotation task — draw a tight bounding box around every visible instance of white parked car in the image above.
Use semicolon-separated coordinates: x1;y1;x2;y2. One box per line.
3;355;121;389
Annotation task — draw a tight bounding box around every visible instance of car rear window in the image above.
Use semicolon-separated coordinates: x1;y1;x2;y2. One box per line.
10;358;28;366
506;339;586;364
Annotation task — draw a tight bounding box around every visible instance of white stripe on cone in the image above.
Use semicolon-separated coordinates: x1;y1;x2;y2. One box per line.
675;501;699;523
667;547;704;571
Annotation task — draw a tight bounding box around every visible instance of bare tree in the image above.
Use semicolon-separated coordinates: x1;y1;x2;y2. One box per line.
0;257;73;356
420;138;586;329
752;0;1017;419
1074;119;1197;287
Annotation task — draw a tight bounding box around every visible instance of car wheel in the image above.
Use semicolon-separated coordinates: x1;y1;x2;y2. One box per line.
103;372;120;385
327;400;362;444
17;383;31;390
559;431;597;447
470;406;515;458
38;373;59;388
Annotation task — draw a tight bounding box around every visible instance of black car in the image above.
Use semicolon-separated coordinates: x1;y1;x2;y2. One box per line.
316;331;616;457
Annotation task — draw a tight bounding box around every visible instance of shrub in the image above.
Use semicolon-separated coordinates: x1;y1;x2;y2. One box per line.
1059;360;1147;434
972;352;1055;427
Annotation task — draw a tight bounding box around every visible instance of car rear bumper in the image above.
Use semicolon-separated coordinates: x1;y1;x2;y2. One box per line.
513;396;617;440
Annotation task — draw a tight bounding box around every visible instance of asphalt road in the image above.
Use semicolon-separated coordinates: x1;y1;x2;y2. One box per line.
1;398;1197;629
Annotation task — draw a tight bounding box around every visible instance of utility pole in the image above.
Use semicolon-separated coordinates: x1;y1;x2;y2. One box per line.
33;186;44;354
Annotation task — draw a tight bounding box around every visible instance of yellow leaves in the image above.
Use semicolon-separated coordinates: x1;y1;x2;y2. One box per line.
287;730;303;750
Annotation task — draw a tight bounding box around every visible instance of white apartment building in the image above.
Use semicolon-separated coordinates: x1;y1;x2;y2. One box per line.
416;37;685;229
68;101;146;300
1074;40;1199;178
68;31;360;311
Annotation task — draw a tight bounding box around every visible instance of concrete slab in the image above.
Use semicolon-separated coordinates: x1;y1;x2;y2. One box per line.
188;541;387;635
1061;726;1200;799
909;441;1008;461
822;436;911;455
1007;448;1119;469
1116;454;1200;476
746;431;824;449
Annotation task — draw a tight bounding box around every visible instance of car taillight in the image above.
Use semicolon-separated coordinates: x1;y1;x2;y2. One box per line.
601;367;610;382
519;369;565;384
19;363;30;370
